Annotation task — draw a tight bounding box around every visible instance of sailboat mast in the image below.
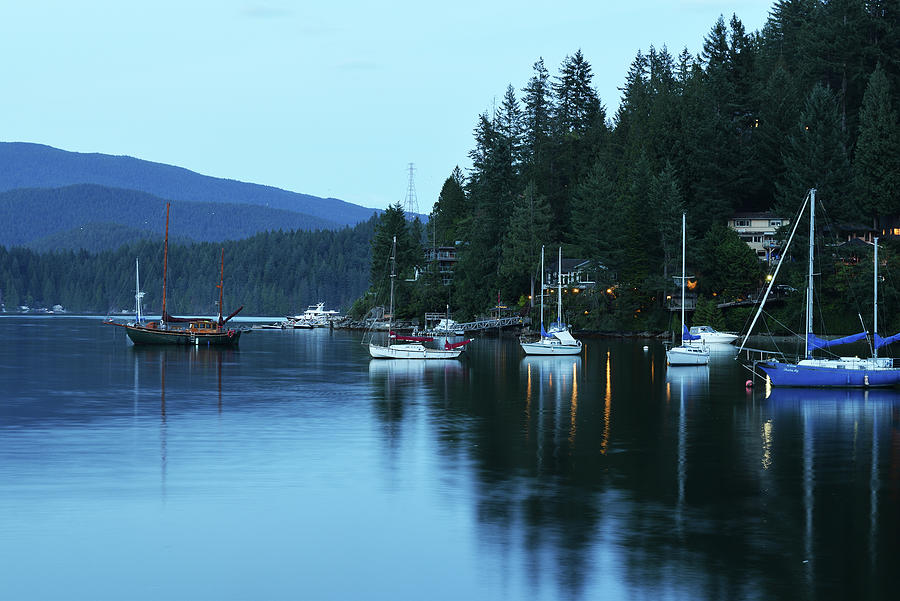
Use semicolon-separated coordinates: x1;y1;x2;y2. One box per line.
680;212;686;339
540;246;545;332
389;236;396;345
135;257;143;324
162;203;170;325
217;247;225;325
806;189;816;358
558;246;563;327
875;237;879;359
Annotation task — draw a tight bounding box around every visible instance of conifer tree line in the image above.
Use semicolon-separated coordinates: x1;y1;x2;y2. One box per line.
0;218;375;316
360;1;900;335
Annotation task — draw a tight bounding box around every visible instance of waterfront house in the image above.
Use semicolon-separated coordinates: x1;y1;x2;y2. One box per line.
727;212;789;264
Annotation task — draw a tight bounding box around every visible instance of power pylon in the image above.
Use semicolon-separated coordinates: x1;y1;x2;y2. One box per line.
403;162;419;216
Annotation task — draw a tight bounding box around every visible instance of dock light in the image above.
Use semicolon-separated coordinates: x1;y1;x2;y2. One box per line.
573;288;579;293
766;274;773;282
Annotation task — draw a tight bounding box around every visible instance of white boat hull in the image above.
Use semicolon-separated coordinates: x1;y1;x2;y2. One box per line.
666;345;710;366
698;333;738;344
520;340;583;355
689;326;738;344
368;343;463;359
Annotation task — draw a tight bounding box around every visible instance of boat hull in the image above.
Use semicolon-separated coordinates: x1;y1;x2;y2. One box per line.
118;323;241;346
699;333;738;344
368;343;463;359
520;340;583;355
666;345;710;366
759;360;900;387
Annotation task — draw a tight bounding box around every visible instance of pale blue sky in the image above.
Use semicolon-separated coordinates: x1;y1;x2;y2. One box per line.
0;1;769;212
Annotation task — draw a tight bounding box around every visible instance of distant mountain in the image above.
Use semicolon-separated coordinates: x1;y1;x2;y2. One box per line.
0;184;343;250
0;142;380;227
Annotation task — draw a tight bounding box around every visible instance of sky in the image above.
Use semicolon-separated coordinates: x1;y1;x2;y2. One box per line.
0;1;771;213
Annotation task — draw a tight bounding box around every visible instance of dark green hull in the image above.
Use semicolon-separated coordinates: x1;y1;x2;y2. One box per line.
115;323;241;346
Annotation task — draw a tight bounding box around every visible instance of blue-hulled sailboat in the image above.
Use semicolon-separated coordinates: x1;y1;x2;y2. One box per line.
740;189;900;387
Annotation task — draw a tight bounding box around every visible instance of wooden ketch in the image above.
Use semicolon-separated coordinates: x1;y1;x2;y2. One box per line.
107;203;243;346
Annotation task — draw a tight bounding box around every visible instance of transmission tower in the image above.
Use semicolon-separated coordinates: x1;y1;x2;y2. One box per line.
403;162;419;216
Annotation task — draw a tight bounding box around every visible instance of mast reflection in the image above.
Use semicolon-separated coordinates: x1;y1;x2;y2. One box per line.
665;364;708;535
763;386;900;588
520;355;582;458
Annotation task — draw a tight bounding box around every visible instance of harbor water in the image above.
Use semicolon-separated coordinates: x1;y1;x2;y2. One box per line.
0;316;897;600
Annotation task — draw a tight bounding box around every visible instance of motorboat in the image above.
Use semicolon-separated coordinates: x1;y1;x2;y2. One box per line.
689;325;738;345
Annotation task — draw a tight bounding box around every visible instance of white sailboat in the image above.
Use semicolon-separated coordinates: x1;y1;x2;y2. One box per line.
666;213;710;366
368;236;471;359
520;246;583;356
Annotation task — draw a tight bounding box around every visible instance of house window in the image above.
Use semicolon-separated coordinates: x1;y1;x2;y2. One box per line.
734;219;750;227
770;220;782;227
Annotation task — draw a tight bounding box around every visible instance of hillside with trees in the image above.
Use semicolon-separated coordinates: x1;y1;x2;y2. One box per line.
0;217;376;315
356;1;900;337
0;142;380;226
0;184;348;250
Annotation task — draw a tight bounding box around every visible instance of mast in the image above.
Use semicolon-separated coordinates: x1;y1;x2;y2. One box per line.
557;246;563;328
217;247;225;326
389;236;396;346
737;191;811;354
135;257;144;324
805;189;816;359
162;202;170;326
540;245;545;333
874;237;879;359
680;212;686;344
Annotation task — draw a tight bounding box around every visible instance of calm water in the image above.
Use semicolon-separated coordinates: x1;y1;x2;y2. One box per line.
1;317;898;600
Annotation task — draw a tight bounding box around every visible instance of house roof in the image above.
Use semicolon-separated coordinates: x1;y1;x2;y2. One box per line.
730;212;788;220
546;258;599;272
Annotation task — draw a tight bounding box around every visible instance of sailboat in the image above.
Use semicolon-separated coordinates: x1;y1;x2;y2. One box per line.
666;213;710;366
368;236;471;359
106;203;243;346
519;246;583;355
742;188;900;387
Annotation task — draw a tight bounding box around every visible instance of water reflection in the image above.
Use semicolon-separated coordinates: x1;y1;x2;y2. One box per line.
762;386;900;598
664;364;709;402
665;364;709;536
520;356;582;455
129;345;239;502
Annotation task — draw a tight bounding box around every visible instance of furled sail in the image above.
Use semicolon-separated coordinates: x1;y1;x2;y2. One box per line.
806;331;868;351
682;324;701;341
874;332;900;349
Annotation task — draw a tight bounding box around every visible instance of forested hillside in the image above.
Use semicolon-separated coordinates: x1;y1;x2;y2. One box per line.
359;1;900;336
0;142;379;226
0;217;376;315
0;184;347;249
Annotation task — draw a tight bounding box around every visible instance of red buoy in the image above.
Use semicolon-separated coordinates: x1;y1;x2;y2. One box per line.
745;379;753;388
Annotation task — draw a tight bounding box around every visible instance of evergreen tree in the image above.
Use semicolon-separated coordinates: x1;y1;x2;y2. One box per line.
776;83;854;219
755;65;802;209
521;58;553;194
569;159;616;259
498;181;552;299
854;63;900;222
650;163;685;283
429;167;467;246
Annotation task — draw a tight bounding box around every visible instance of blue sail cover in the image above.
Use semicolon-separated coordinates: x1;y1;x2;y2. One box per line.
682;324;701;341
541;324;551;338
874;332;900;349
806;331;868;351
